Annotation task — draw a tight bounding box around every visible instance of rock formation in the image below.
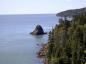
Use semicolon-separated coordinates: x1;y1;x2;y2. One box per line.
30;25;47;35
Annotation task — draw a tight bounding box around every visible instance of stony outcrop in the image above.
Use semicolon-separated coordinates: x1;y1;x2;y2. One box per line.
30;25;47;35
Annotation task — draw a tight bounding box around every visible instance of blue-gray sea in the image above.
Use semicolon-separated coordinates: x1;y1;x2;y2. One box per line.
0;14;58;64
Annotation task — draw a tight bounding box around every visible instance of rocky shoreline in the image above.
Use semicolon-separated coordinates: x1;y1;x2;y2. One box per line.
37;44;48;64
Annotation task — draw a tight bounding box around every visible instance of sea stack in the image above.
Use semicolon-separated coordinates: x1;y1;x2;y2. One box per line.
30;25;47;35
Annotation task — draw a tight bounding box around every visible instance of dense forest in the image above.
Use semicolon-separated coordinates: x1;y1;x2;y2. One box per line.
57;7;86;17
45;13;86;64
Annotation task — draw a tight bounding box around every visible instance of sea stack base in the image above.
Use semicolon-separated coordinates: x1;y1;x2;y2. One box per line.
30;25;47;35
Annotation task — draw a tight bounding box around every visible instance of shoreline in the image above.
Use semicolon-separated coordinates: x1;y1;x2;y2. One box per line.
37;44;48;64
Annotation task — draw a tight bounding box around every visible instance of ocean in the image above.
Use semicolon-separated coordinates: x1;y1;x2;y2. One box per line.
0;14;58;64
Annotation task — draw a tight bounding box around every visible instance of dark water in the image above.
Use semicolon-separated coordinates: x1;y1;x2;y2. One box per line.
0;14;58;64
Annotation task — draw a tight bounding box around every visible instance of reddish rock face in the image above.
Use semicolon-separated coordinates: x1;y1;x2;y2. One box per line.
30;25;47;35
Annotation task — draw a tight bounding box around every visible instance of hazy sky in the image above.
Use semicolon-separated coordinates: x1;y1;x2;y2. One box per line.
0;0;86;14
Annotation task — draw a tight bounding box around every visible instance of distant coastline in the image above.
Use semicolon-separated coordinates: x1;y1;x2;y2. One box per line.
56;7;86;17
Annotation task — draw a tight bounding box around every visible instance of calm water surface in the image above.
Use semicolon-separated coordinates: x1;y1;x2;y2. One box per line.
0;14;58;64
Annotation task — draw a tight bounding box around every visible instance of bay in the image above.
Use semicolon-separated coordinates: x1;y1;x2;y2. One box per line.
0;14;58;64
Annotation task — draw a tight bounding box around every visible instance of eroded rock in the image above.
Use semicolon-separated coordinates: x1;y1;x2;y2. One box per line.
30;25;47;35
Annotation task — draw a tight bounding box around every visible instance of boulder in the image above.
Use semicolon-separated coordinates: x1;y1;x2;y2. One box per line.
30;25;47;35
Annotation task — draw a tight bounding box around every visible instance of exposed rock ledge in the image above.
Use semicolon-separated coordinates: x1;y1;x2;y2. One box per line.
30;25;47;35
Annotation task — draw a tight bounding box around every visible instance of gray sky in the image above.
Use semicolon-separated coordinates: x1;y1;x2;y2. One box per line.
0;0;86;14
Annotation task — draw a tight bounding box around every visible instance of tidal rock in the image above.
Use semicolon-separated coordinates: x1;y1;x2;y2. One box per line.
30;25;47;35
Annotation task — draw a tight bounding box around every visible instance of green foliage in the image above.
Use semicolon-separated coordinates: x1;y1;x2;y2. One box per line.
46;13;86;64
